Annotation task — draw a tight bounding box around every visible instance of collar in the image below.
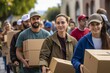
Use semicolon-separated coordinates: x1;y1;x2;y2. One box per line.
85;32;95;48
51;32;73;47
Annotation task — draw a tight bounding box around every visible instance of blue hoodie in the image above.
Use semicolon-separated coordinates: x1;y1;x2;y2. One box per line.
71;32;95;73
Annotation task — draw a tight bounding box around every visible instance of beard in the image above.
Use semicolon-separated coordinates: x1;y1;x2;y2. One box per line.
31;22;40;28
23;24;30;29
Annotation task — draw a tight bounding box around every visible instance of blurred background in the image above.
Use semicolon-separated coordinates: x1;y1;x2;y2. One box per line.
0;0;110;26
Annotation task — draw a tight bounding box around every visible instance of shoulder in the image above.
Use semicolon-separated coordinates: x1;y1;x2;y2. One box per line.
71;28;78;32
41;29;50;34
78;32;92;43
67;33;78;45
84;28;90;32
71;28;79;35
19;28;30;36
68;33;77;40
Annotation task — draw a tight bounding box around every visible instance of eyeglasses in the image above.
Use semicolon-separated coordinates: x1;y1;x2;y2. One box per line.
56;21;65;25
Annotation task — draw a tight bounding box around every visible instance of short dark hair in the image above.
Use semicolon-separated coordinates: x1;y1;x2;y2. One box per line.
12;21;17;26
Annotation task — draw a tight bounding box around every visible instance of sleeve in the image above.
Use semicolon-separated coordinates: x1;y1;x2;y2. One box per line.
45;31;51;38
15;32;24;48
10;34;19;63
71;39;85;72
39;37;52;66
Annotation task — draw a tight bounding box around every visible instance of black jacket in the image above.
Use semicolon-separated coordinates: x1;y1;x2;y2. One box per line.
10;31;22;63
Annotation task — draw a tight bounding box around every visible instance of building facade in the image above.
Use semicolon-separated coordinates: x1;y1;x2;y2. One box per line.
61;0;110;23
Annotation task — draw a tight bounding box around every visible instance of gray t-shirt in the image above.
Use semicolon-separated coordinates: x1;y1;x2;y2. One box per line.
16;28;50;48
15;28;50;73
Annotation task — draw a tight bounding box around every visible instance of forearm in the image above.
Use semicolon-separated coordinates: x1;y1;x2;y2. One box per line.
16;48;25;64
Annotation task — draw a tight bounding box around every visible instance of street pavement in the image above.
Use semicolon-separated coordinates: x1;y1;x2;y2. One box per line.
0;57;13;73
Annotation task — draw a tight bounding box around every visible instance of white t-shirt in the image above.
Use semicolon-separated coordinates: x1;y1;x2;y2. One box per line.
92;37;102;49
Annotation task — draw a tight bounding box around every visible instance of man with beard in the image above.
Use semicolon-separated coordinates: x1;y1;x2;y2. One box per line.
10;14;31;73
15;11;50;73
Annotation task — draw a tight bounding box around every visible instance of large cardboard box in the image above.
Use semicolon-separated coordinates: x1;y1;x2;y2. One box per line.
84;49;110;73
23;51;40;66
23;39;44;51
23;39;44;66
7;30;19;48
49;57;75;73
83;66;90;73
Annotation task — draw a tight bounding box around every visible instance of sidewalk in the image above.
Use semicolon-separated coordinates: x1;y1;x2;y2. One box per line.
0;57;13;73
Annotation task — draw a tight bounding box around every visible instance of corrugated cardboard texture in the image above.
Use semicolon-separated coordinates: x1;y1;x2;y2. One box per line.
7;30;19;48
49;57;75;73
23;39;44;51
23;51;40;66
84;49;110;73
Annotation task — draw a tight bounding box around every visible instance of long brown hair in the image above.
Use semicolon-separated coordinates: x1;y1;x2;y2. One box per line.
100;15;110;49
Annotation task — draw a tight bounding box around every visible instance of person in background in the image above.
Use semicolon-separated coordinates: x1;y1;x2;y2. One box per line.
44;21;53;35
96;8;110;35
0;28;3;57
16;11;50;73
39;14;77;73
68;19;76;34
17;19;23;30
1;21;13;73
2;21;13;36
12;21;19;30
71;14;90;41
51;21;57;32
71;13;110;73
10;14;31;73
39;21;44;28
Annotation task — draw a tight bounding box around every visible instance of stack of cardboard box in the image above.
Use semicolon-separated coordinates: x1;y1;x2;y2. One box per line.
49;57;75;73
84;49;110;73
23;39;44;66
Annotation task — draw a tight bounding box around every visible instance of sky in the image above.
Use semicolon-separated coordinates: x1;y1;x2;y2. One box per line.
34;0;61;11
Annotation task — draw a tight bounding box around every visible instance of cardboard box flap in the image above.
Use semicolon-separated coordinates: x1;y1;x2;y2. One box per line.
49;57;75;73
85;49;110;60
23;39;45;51
84;49;110;73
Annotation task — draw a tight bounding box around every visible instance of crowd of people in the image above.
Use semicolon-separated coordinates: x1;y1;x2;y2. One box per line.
0;8;110;73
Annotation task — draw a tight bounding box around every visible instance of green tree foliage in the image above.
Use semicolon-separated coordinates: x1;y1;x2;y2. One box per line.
45;6;60;21
0;0;36;22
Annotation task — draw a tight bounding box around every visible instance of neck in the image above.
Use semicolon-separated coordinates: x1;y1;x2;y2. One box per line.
92;33;101;38
31;27;41;32
79;26;85;30
57;31;66;38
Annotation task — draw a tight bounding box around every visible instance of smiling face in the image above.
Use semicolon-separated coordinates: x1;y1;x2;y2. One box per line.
55;16;68;33
30;16;41;28
89;22;103;35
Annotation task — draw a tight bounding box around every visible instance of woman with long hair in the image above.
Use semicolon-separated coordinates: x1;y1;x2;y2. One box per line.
71;13;110;73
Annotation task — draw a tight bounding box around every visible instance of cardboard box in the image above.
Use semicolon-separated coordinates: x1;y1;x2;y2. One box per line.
23;51;40;66
7;30;19;48
23;39;44;51
4;35;7;43
49;57;75;73
23;39;44;66
83;66;90;73
84;49;110;73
